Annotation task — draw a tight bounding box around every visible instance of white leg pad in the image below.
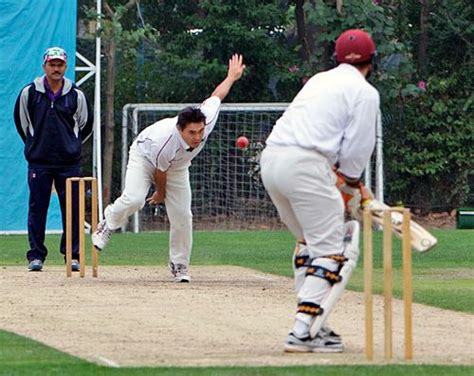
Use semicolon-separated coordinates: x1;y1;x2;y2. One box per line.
309;220;360;338
293;242;309;293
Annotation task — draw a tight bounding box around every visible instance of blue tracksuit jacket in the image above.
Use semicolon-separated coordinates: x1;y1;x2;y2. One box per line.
14;76;93;167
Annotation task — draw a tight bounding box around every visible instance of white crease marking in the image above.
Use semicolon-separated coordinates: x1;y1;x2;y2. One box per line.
252;274;274;281
97;356;121;368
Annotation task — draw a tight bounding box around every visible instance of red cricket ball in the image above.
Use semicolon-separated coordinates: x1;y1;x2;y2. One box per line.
236;136;249;149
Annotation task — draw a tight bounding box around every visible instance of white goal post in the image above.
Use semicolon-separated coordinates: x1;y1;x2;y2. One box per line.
121;103;384;232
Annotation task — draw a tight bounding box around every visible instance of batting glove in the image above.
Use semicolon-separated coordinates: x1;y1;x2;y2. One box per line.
335;171;373;219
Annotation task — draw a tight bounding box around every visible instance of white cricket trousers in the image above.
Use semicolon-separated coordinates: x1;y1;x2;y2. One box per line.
261;145;346;332
260;145;345;257
104;142;193;266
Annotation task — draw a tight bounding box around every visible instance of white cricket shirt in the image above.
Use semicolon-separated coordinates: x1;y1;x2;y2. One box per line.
266;63;380;179
135;96;221;171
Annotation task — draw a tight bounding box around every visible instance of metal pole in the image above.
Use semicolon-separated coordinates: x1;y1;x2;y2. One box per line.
94;0;104;220
132;107;140;233
375;110;384;203
121;104;132;232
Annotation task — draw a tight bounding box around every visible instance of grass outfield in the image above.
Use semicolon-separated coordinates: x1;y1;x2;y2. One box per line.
0;332;471;376
0;228;473;375
0;327;471;376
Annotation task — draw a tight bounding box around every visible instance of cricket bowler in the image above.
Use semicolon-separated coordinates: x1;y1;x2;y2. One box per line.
92;54;245;282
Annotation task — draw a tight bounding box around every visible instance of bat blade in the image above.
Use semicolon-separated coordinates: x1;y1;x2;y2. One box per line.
363;200;437;253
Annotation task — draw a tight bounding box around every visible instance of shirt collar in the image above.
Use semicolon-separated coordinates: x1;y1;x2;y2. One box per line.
187;139;205;152
337;63;367;79
43;77;64;100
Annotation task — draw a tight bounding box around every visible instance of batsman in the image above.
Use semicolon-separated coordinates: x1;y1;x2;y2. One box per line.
260;29;380;352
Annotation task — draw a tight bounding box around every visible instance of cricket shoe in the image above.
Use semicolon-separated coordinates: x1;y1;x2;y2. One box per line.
28;259;43;272
71;259;80;272
318;325;342;344
169;262;190;283
92;220;112;250
284;332;344;353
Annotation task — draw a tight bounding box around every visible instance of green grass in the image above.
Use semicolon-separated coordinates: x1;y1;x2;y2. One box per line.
0;330;472;376
0;229;473;375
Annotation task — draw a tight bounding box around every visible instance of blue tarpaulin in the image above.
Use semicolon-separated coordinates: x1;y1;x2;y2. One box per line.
0;0;77;232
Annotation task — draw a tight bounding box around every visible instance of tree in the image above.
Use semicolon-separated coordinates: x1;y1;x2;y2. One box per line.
136;0;299;102
101;0;137;205
383;0;474;210
417;0;429;76
78;0;472;210
82;0;155;204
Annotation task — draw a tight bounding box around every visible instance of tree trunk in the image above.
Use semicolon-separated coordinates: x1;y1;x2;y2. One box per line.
418;0;429;76
295;0;318;68
103;38;116;205
101;0;136;205
295;0;310;62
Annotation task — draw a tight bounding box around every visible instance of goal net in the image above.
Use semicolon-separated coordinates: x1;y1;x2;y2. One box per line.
121;103;384;232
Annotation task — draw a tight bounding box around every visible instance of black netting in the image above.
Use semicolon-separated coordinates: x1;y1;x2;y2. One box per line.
122;105;384;231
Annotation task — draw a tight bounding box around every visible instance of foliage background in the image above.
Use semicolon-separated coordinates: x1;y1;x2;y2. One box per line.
77;0;473;213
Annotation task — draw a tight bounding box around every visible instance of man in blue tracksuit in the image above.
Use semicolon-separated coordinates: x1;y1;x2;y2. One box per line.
14;47;93;272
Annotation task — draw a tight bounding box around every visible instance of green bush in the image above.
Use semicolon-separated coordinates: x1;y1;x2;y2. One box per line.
385;73;473;211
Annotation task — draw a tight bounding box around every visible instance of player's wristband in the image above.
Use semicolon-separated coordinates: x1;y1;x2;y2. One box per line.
336;171;361;188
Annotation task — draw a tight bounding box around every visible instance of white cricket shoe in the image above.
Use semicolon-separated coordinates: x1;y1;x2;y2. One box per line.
318;325;342;344
169;262;190;283
92;220;112;251
284;332;344;353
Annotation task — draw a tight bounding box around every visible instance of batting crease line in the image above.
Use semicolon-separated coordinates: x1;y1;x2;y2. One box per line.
252;274;274;281
97;356;121;368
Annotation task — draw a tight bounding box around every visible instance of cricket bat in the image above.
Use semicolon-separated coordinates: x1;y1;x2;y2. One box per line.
361;199;437;253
